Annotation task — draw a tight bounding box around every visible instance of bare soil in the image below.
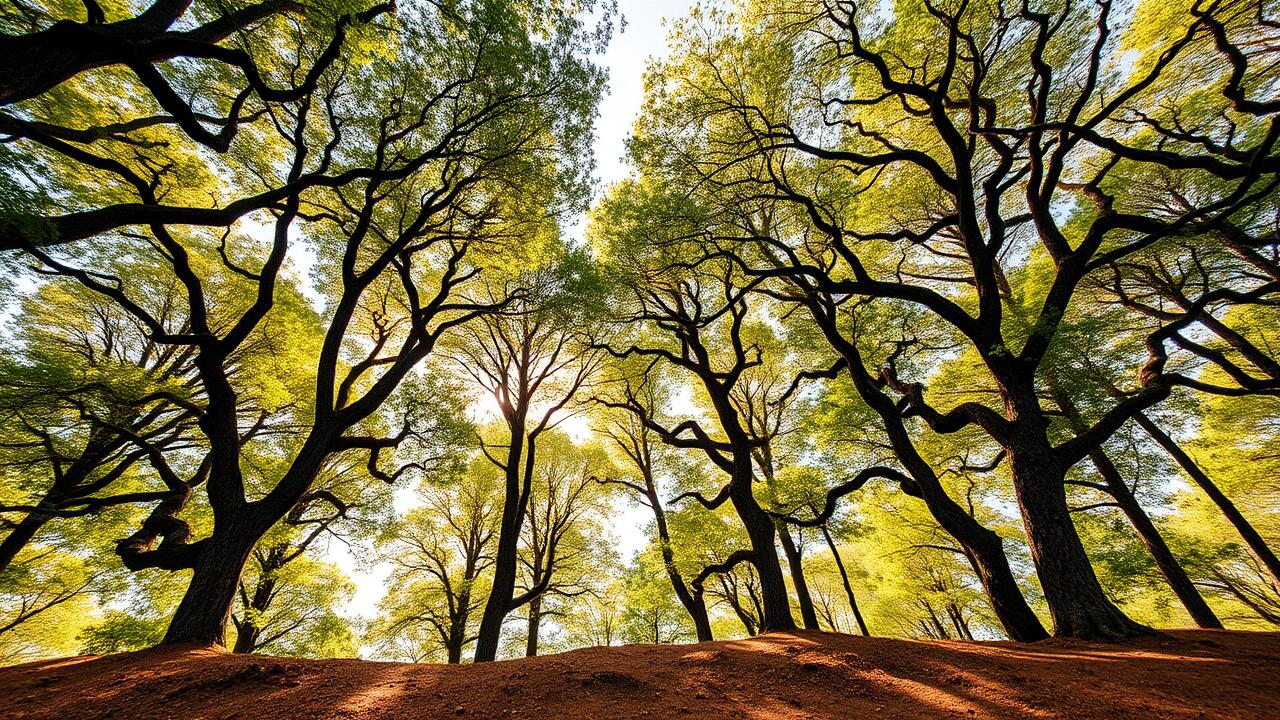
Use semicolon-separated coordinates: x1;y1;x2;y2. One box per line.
2;629;1278;719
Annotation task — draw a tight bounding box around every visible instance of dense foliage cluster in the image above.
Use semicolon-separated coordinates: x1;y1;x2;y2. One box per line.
1;0;1277;664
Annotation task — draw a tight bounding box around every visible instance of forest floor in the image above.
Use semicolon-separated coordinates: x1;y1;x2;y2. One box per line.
1;629;1278;719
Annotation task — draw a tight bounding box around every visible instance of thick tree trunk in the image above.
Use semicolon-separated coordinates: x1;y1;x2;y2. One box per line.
1136;412;1280;590
163;526;259;646
901;461;1047;641
525;596;541;657
727;456;795;633
687;593;713;643
821;524;870;636
1086;450;1222;628
777;523;820;630
1010;443;1150;639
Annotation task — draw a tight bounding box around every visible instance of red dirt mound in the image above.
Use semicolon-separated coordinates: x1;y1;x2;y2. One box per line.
2;629;1278;719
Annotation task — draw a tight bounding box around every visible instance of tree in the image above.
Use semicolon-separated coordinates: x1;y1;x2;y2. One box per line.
593;241;796;633
366;457;499;663
593;363;715;641
733;321;824;629
615;551;698;644
0;0;395;251
516;432;615;657
0;271;200;574
445;249;606;662
232;553;357;657
228;448;398;654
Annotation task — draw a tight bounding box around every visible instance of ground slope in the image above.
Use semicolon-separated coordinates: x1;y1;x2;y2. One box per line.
2;630;1278;719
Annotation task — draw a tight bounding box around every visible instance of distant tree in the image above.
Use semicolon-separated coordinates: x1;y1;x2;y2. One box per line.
366;458;500;663
444;249;606;662
516;432;615;657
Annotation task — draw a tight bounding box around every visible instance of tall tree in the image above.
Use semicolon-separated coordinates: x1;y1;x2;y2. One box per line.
367;458;500;663
516;432;615;657
446;249;606;662
593;243;796;633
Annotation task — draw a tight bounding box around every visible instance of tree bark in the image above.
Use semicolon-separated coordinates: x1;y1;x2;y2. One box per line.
1009;440;1151;639
474;430;531;662
525;595;541;657
647;487;713;642
728;454;796;633
163;525;258;645
1049;381;1221;629
231;622;260;653
0;503;55;574
445;585;473;664
812;315;1048;641
1136;412;1280;590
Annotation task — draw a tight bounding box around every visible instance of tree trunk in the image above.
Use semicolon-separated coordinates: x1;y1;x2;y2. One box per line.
1009;442;1150;639
446;586;472;664
1048;380;1221;629
821;524;869;636
922;600;950;639
525;595;541;657
687;593;713;642
649;488;713;642
777;523;820;629
1136;412;1280;590
728;454;795;633
231;622;260;653
1086;449;1222;628
917;480;1047;641
722;578;758;636
474;505;518;661
947;604;974;640
163;526;259;646
231;553;283;653
474;432;529;662
760;455;818;629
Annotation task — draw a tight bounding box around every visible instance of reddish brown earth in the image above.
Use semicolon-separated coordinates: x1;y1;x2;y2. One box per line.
2;630;1278;720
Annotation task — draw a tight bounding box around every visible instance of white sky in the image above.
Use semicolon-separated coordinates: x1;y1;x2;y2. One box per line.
329;0;698;625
